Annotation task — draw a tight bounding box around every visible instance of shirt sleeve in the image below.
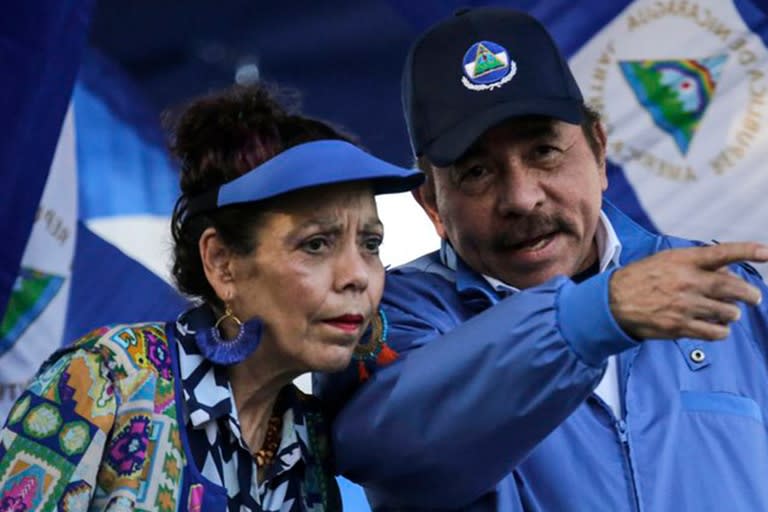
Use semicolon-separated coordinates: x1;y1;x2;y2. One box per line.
316;271;637;509
737;262;768;361
0;342;118;510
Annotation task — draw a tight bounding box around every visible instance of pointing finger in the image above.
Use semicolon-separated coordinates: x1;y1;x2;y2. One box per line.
686;242;768;271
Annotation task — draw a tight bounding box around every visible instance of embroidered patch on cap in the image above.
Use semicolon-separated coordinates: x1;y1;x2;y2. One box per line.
461;40;516;91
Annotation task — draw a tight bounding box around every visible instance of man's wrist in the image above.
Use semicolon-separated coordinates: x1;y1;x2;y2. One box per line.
557;269;639;367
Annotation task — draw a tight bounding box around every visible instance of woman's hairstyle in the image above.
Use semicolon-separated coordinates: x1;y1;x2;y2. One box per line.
167;83;354;306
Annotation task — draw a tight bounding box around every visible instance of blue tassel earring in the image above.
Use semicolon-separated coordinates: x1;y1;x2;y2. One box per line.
194;305;262;365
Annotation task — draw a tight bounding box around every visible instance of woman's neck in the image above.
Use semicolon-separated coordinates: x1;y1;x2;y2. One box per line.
227;339;299;458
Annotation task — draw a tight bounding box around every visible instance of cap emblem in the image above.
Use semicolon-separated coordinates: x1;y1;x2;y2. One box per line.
461;40;516;91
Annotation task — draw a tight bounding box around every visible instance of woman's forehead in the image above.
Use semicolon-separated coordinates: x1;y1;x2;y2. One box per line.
274;182;375;210
261;184;380;229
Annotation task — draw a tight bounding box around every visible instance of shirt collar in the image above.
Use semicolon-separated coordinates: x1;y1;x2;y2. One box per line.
440;242;501;304
596;209;623;271
175;309;236;428
174;305;323;470
442;210;623;296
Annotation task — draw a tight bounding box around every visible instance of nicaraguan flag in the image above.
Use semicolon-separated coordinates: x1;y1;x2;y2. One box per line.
0;1;94;416
0;49;185;418
566;0;768;268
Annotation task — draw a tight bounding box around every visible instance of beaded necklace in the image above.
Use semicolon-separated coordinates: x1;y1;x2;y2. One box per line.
254;414;283;468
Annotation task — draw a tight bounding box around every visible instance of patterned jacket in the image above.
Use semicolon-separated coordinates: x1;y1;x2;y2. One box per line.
0;322;340;511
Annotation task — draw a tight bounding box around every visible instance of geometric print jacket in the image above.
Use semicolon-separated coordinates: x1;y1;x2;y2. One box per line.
0;322;341;511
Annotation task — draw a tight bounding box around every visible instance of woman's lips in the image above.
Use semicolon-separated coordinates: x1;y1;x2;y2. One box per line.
323;314;365;333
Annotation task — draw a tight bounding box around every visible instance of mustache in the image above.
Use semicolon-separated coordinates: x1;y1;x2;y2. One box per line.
491;214;575;249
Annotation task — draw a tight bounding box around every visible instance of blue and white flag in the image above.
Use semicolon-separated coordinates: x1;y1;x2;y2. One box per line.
568;0;768;266
0;51;185;418
0;3;94;317
0;1;94;415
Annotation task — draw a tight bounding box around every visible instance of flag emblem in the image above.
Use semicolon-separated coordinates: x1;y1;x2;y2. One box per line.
619;55;727;155
0;268;65;356
462;40;516;91
568;0;768;276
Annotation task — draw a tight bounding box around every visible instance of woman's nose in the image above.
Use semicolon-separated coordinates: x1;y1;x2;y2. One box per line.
335;243;369;293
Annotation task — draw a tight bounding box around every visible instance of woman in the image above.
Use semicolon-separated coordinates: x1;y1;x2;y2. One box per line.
0;84;421;511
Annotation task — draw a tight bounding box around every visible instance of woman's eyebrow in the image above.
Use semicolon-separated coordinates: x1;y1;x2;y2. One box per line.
296;217;340;230
361;219;384;232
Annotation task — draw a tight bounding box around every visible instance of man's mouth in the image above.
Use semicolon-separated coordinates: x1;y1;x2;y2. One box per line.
507;231;558;252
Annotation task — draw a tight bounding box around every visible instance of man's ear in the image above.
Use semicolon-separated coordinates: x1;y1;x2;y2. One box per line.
199;227;235;302
412;177;448;240
594;121;609;191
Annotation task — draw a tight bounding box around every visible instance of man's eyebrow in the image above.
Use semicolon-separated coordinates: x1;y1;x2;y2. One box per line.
455;146;483;164
455;120;561;165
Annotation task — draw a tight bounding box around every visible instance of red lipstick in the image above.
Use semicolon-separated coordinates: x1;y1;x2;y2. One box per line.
324;314;364;333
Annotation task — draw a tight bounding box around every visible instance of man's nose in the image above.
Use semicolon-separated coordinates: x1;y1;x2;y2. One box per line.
496;164;546;216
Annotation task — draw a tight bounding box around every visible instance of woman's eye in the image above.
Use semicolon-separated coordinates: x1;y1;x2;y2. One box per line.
363;236;383;254
303;237;329;253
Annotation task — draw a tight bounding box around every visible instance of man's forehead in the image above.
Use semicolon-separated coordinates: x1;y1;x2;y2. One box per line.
484;116;564;141
457;116;565;160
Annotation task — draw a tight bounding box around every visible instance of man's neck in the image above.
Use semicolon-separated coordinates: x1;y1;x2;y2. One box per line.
572;255;600;283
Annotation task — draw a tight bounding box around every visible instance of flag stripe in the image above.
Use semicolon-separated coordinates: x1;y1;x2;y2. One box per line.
0;1;95;316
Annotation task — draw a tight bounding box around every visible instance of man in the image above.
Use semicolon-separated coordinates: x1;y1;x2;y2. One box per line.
315;8;768;511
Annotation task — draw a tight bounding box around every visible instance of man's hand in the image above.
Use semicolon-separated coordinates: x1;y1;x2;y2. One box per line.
610;242;768;340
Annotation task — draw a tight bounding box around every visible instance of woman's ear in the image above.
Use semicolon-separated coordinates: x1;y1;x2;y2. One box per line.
199;227;235;302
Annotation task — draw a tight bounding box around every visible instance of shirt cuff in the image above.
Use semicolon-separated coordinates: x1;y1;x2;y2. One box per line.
557;268;639;367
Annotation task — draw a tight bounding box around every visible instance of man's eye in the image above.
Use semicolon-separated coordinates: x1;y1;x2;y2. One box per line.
533;145;560;159
460;165;489;181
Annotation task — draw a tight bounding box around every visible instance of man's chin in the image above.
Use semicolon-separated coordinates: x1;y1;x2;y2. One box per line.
491;260;569;290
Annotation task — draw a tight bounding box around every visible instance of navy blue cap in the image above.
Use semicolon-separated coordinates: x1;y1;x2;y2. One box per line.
403;7;584;166
183;140;423;220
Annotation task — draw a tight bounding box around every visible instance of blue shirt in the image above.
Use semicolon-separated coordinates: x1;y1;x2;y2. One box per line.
315;201;768;511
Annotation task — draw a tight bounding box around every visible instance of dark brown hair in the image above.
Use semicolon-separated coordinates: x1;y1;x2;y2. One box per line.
167;83;353;306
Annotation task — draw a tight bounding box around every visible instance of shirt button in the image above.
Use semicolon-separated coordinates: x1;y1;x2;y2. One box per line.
690;348;706;363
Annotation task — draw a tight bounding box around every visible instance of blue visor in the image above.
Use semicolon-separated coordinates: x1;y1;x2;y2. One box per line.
184;140;423;219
